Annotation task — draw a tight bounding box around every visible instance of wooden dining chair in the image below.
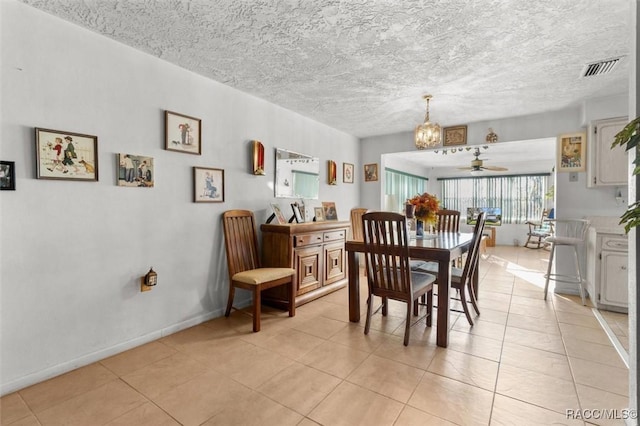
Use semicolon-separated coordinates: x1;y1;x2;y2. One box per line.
435;209;461;233
414;212;486;326
349;208;368;241
361;211;436;346
222;210;296;332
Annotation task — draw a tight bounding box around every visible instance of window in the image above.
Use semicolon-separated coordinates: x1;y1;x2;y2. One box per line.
385;168;427;213
439;174;549;224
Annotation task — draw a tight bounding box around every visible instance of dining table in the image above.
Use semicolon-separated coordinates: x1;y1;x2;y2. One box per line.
345;231;476;348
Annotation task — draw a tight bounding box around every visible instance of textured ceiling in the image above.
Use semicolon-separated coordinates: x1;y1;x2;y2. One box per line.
21;0;630;138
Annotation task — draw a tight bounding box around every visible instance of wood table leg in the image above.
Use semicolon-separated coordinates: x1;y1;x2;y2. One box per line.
348;250;360;322
436;259;451;347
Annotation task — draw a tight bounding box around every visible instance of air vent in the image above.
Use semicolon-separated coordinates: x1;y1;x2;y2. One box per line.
581;58;621;77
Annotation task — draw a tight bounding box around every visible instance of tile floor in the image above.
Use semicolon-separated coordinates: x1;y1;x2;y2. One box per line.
1;246;631;425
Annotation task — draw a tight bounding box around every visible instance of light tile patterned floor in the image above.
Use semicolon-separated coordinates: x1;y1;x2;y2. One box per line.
1;247;630;425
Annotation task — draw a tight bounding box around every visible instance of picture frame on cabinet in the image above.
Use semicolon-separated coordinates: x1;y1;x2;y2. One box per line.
269;203;287;224
557;132;586;172
314;207;325;222
35;128;98;181
322;201;338;221
117;154;154;187
165;110;202;155
0;161;15;190
193;167;224;202
291;202;304;223
343;162;354;183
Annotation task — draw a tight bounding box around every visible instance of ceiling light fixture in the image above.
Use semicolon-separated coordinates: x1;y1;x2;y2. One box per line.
415;95;441;150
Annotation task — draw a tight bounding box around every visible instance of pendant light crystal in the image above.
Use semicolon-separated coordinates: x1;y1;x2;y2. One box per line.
415;95;441;149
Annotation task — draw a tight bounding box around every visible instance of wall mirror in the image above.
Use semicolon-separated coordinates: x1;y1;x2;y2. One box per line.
275;148;320;199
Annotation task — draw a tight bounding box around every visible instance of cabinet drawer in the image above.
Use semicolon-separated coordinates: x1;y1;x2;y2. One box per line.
602;236;628;252
324;229;346;242
294;232;323;247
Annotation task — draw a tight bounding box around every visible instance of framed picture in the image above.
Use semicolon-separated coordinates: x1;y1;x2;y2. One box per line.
193;167;224;202
165;110;202;155
0;161;15;190
291;203;304;223
35;128;98;181
364;163;378;182
314;207;325;222
328;160;337;185
343;162;354;183
270;203;287;224
443;125;467;146
322;201;338;221
557;132;586;172
117;154;154;187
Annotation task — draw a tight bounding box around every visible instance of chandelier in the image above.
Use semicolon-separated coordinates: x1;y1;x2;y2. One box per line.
414;94;441;149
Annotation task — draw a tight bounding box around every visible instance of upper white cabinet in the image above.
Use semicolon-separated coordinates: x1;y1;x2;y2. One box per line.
587;116;628;187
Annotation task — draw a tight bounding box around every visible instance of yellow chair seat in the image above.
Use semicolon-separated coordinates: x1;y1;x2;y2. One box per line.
233;268;295;285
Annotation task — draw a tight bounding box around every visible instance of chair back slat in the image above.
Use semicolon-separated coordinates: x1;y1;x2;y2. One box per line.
350;208;368;241
362;212;412;298
436;209;461;233
459;212;487;284
222;210;261;277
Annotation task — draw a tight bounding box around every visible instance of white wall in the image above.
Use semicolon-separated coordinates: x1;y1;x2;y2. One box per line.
0;1;359;394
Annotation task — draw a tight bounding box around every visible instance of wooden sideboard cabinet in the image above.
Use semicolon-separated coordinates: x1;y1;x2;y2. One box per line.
261;221;349;308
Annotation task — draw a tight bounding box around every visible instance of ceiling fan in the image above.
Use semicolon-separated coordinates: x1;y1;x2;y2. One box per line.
458;148;508;173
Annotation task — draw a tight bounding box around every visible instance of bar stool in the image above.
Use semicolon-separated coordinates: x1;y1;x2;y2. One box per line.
543;219;590;305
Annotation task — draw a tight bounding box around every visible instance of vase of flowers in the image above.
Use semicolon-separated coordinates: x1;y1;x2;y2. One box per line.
407;192;440;237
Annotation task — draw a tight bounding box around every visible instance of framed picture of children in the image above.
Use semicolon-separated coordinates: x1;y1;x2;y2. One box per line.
117;154;154;187
193;167;224;203
0;161;15;190
35;128;98;181
165;110;202;155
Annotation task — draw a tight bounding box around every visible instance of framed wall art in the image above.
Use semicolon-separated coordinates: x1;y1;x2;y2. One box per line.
193;167;224;202
364;163;378;182
165;110;202;155
252;140;265;175
443;125;467;147
35;128;98;181
343;162;354;183
322;201;338;221
0;161;16;190
557;132;586;172
327;160;337;185
117;154;154;187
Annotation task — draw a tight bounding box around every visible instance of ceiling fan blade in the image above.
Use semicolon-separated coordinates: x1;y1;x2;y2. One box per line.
457;166;473;170
483;166;508;171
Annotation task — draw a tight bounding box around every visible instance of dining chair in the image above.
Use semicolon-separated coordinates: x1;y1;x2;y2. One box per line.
414;212;487;326
361;211;436;346
435;209;461;233
222;210;296;332
543;218;590;305
349;208;368;241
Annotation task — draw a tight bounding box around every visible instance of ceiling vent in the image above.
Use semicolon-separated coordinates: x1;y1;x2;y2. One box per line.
581;58;621;77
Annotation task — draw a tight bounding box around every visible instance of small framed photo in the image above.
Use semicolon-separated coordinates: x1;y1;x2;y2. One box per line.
314;207;325;222
35;128;98;181
270;203;287;224
343;162;354;183
322;201;338;221
165;110;202;155
194;167;224;202
117;154;154;187
0;161;16;190
364;163;378;182
443;125;467;146
557;132;586;172
291;203;304;223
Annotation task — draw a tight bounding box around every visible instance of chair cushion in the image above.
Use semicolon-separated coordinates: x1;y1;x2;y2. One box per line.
410;271;437;293
233;267;295;285
413;262;463;279
545;236;583;245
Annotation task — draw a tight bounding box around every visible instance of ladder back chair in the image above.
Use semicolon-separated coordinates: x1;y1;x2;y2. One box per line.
222;210;296;332
435;209;461;233
414;212;487;326
361;211;435;346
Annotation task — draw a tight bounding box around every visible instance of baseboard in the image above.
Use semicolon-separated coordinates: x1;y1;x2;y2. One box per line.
0;306;230;396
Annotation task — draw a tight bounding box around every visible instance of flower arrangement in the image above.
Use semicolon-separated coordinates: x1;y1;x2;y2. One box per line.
407;192;440;225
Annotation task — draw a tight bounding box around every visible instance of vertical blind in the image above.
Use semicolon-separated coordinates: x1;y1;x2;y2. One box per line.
385;168;427;213
439;174;549;224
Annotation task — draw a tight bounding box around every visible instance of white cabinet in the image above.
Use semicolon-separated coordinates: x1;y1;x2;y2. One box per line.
587;116;628;187
586;228;628;312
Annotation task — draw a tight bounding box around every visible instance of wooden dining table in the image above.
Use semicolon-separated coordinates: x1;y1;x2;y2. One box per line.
345;232;476;348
